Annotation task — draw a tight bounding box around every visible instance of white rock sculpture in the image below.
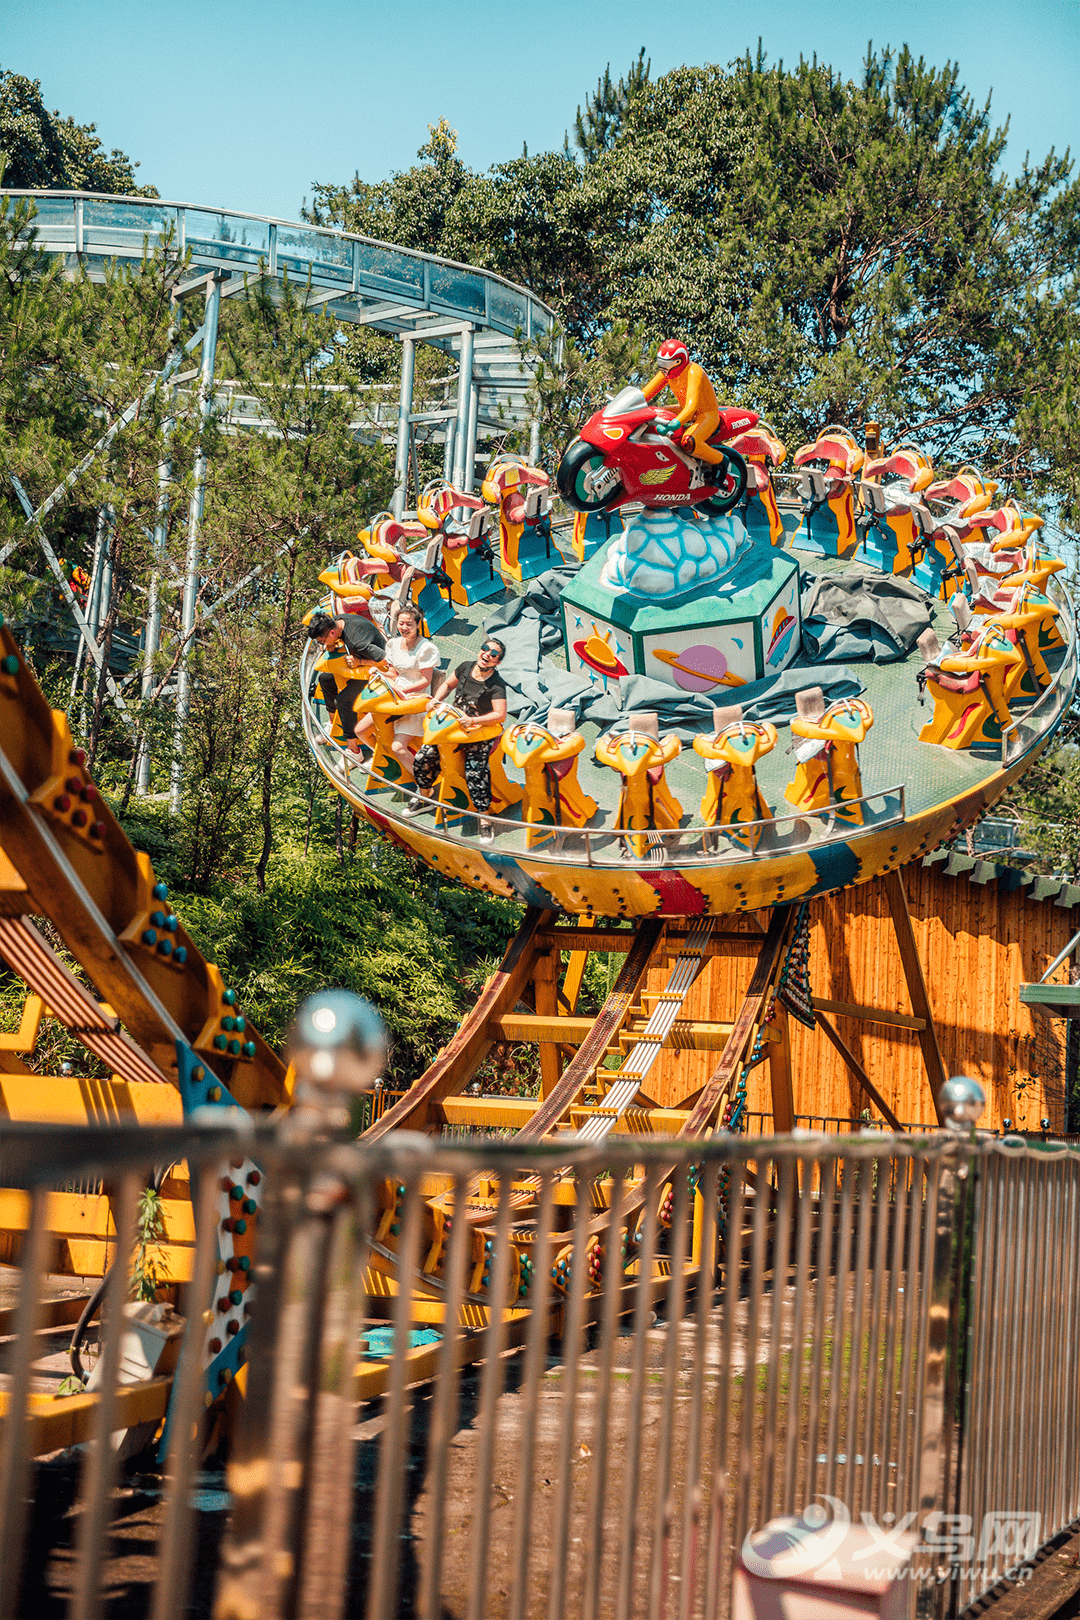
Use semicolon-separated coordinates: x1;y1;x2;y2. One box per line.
600;508;748;597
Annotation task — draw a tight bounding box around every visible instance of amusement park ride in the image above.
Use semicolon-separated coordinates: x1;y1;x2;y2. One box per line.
0;338;1077;1445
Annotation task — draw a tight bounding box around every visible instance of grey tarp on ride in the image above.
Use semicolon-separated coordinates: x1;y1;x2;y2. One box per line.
799;565;936;663
585;667;866;740
481;567;865;736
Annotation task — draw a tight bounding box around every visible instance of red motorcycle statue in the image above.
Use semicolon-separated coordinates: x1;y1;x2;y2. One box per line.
556;387;755;517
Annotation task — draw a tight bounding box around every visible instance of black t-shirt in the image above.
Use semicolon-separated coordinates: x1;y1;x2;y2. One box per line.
337;615;386;663
454;660;506;716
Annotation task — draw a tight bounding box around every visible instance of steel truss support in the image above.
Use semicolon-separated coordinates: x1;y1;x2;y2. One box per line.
170;273;224;813
391;336;416;519
136;404;174;795
451;325;474;492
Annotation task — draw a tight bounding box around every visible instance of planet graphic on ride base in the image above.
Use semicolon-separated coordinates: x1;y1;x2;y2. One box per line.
650;644;746;693
766;605;797;667
573;624;630;680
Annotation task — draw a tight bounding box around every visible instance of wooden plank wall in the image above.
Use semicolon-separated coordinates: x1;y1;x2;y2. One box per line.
646;866;1077;1132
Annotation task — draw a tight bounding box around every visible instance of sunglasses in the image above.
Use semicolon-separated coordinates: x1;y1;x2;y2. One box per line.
480;645;503;659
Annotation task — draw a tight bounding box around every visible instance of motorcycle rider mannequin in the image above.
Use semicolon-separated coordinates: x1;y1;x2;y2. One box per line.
642;340;725;467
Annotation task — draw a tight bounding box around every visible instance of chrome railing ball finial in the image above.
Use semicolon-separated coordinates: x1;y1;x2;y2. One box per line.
939;1075;986;1133
287;989;386;1135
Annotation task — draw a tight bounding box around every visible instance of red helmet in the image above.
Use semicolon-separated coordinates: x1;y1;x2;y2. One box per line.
657;339;689;375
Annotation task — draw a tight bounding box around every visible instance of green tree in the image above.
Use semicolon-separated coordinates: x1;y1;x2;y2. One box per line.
706;45;1080;520
573;47;651;160
0;68;155;195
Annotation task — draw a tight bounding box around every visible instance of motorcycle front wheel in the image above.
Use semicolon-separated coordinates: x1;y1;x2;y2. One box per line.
698;448;749;517
556;438;622;513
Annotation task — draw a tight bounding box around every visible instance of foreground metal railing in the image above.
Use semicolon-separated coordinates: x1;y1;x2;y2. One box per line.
1;1118;1078;1619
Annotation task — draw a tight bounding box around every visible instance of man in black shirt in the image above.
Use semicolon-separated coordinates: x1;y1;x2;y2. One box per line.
405;637;507;840
308;611;387;749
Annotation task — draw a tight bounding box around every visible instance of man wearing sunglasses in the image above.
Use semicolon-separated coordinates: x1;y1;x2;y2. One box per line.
404;638;508;842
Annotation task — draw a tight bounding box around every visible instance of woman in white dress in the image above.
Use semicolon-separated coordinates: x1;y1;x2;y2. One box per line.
384;606;441;778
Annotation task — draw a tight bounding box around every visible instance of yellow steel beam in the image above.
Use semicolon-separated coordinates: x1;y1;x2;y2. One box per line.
0;1073;183;1126
0;1376;172;1456
0;626;288;1107
0;1187;196;1244
0;992;45;1055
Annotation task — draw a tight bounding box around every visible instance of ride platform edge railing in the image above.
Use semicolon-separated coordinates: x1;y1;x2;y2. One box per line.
2;1115;1079;1620
300;642;908;872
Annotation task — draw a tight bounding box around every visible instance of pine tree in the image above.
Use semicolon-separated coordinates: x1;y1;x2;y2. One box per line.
573;48;651;160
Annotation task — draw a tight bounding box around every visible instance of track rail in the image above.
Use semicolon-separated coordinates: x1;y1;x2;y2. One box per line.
362;906;553;1139
0;620;287;1106
514;918;665;1141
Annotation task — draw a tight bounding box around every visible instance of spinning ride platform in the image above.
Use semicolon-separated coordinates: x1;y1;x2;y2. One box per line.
301;504;1076;922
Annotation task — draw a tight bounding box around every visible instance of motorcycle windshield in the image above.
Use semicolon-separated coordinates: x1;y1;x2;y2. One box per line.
603;386;649;416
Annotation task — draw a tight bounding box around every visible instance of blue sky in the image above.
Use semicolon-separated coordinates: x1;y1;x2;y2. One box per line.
4;0;1077;222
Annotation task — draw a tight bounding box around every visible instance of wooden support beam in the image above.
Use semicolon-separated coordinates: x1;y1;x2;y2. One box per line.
0;1292;93;1336
535;927;767;954
532;945;562;1097
491;1014;598;1045
536;927;636;951
490;1012;741;1051
680;906;795;1138
437;1096;538;1129
814;1011;906;1133
559;913;593;1016
769;1004;795;1133
516;918;666;1141
365;906;553;1138
810;995;926;1033
883;869;948;1123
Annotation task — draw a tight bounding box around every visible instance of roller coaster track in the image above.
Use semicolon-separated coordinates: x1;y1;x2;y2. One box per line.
0;617;289;1443
0;605;796;1414
0;616;288;1110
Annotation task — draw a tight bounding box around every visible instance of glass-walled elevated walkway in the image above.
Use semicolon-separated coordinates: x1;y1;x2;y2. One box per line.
4;190;557;497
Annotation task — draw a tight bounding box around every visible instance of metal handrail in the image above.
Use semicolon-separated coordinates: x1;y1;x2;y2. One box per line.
3;189;556;339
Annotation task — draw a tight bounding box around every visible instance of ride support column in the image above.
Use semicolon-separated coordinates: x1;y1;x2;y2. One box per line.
452;324;474;492
171;271;224;813
391;336;416;520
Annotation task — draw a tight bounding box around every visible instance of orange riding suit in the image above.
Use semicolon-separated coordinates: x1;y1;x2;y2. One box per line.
643;363;724;465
